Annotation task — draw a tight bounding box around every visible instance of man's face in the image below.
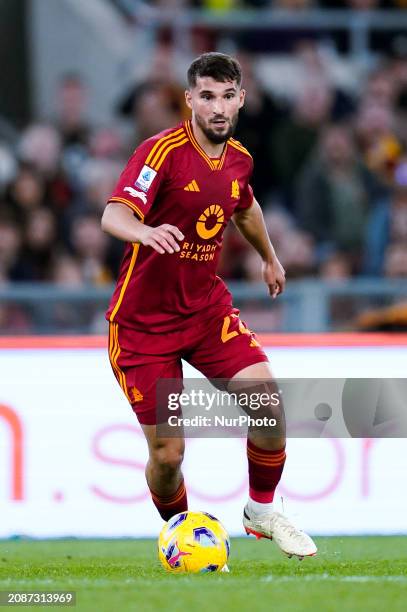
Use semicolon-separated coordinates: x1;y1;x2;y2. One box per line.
185;77;245;144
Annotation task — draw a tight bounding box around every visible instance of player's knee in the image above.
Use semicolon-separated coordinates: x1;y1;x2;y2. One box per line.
150;442;184;473
250;435;286;452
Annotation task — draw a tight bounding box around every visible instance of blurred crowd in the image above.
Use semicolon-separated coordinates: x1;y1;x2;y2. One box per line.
122;1;407;11
2;36;407;297
226;44;407;282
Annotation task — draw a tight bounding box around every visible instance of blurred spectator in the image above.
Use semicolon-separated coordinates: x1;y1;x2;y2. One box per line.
242;207;316;279
0;15;406;308
364;160;407;275
80;159;123;215
19;124;62;178
0;217;23;282
89;126;124;161
234;50;286;202
69;214;113;285
277;229;316;278
390;52;407;144
220;207;295;282
50;254;88;330
271;82;333;209
396;84;407;145
20;208;57;281
17;124;74;218
320;252;352;280
52;254;84;286
118;42;187;147
55;73;90;149
347;0;378;9
384;243;407;277
52;74;94;190
355;103;403;185
218;222;252;280
73;159;124;277
0;144;17;191
390;49;407;97
294;40;355;121
361;68;396;110
297;124;377;272
263;208;316;278
5;164;47;222
132;84;184;143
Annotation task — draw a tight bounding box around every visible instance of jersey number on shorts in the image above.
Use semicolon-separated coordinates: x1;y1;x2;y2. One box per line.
221;314;260;347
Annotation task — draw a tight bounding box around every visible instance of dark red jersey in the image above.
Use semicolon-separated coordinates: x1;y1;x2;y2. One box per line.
106;120;254;333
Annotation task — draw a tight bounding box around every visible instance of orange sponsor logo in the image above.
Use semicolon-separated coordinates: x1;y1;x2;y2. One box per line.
196;205;224;240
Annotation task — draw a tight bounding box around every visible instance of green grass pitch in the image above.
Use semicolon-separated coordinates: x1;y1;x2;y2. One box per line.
0;537;406;611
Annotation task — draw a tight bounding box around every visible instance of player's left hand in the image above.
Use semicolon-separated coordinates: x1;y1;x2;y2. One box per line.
262;258;286;299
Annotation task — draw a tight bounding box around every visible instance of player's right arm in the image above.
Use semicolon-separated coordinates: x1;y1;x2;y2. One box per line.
101;203;183;255
101;130;186;254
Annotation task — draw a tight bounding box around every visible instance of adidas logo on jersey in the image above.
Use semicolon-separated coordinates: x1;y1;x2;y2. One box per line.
184;180;200;192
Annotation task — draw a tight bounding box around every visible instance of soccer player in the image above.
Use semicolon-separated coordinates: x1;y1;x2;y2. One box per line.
102;52;316;559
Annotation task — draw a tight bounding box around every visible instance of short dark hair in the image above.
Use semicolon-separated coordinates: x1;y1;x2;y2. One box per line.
187;52;242;88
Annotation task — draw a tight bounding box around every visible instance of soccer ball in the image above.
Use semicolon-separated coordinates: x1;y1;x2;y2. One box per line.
158;511;230;573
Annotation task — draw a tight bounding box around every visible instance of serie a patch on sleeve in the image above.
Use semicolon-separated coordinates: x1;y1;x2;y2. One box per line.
135;165;157;192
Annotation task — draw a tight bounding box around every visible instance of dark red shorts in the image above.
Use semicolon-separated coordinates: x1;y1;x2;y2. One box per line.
108;307;269;425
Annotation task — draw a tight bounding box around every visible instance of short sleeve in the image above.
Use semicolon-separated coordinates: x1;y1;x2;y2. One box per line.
235;152;255;212
234;182;254;213
107;138;168;220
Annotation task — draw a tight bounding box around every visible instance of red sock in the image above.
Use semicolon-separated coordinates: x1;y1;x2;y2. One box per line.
247;439;286;503
149;480;188;521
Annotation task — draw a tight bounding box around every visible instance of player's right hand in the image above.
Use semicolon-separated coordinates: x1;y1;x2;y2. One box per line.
139;224;184;255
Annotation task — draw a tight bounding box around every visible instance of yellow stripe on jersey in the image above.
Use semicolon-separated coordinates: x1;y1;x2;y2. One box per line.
184;120;216;170
217;144;228;170
109;243;140;322
229;137;250;149
109;324;122;395
145;128;185;167
228;139;253;159
184;120;229;171
109;323;123;388
109;323;131;403
154;138;188;171
149;131;187;170
114;324;132;403
108;197;145;220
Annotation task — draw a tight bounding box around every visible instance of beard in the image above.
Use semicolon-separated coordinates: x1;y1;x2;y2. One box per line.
195;112;239;144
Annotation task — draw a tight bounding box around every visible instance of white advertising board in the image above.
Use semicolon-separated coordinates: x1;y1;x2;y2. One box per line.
0;336;406;537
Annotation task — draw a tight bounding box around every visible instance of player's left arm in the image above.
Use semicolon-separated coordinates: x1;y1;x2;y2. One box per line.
232;198;286;298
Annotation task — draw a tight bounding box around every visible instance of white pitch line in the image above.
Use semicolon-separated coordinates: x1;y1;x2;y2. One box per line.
2;575;407;586
261;574;407;583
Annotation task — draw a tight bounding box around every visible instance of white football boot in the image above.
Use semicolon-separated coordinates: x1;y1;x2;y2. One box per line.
243;504;317;559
